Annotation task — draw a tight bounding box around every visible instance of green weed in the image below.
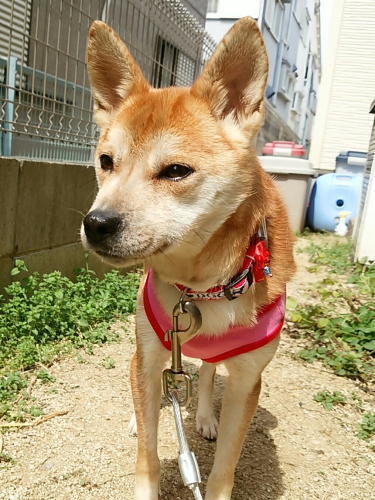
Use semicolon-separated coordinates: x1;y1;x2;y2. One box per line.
37;369;56;384
313;390;347;410
102;356;116;369
288;237;374;381
305;237;375;295
304;240;355;273
289;298;374;380
356;413;375;441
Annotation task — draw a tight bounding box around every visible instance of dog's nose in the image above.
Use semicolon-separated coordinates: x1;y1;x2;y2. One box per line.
83;209;121;245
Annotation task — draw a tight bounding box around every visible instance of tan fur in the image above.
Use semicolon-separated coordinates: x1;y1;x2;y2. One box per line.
83;17;296;500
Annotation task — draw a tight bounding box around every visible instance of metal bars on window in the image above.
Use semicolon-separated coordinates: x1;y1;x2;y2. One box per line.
0;0;216;163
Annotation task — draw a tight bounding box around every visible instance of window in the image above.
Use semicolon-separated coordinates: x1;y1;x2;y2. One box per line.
264;0;284;40
152;36;196;88
292;91;297;108
279;62;295;100
308;90;317;114
207;0;219;13
152;37;179;88
175;52;196;87
291;91;302;113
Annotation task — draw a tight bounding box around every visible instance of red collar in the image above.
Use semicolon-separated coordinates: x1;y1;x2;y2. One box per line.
175;235;272;301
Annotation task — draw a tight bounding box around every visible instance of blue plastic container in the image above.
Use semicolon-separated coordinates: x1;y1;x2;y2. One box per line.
307;173;364;232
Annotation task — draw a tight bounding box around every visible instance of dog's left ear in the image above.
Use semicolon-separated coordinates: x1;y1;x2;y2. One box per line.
191;17;268;134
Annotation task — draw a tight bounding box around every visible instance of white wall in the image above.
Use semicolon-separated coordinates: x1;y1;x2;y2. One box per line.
355;156;375;262
309;0;375;170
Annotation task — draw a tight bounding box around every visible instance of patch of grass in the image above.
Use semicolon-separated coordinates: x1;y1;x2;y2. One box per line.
351;392;364;410
304;239;355;274
37;369;56;384
0;261;140;420
28;405;44;418
304;237;375;295
313;390;347;410
356;413;375;441
289;297;374;380
288;237;374;381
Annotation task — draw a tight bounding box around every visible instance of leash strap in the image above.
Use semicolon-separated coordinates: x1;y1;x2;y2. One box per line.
162;296;203;499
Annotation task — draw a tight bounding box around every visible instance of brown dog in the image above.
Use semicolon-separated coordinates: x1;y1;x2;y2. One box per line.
82;17;296;500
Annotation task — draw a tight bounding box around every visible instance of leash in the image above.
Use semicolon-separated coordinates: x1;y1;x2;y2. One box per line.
162;294;203;500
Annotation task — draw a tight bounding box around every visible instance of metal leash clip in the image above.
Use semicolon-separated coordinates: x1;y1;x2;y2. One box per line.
162;296;202;407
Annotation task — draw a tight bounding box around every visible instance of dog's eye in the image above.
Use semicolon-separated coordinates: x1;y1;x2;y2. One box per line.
159;164;194;181
99;154;114;171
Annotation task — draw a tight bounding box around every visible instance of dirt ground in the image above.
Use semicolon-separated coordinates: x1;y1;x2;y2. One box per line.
0;239;374;500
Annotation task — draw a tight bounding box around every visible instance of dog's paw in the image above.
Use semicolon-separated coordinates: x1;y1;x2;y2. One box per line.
196;414;218;441
128;413;138;436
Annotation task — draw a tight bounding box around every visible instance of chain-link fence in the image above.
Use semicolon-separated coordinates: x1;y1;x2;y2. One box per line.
0;0;216;163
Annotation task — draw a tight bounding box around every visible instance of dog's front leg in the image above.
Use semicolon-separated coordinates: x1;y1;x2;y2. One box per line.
196;362;218;440
205;375;261;500
205;341;278;500
130;325;170;500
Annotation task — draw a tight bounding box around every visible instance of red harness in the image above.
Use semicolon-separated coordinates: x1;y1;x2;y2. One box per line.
143;270;285;363
143;235;284;363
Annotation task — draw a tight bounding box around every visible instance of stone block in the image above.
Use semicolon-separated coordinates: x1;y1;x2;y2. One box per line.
15;160;97;254
0;158;20;256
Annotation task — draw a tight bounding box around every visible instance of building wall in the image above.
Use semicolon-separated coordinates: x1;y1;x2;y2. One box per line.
205;0;321;150
0;0;31;63
183;0;209;25
354;105;375;262
287;0;320;149
309;0;375;171
264;0;320;144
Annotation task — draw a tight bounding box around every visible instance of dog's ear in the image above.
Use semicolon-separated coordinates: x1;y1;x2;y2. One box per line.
191;17;268;134
87;21;149;127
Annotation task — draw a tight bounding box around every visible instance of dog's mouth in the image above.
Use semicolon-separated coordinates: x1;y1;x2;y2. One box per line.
96;249;125;260
92;240;172;264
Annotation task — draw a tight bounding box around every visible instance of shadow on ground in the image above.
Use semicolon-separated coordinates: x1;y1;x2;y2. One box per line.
159;361;284;500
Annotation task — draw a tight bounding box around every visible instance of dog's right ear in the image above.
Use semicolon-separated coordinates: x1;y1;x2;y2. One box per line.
191;17;268;136
87;21;149;127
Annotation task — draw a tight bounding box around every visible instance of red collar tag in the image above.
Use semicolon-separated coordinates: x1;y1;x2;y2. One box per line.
251;237;272;282
174;235;272;301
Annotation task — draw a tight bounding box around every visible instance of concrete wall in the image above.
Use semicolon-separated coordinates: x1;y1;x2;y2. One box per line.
0;158;113;289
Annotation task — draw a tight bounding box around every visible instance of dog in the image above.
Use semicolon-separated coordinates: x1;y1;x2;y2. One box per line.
81;17;296;500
